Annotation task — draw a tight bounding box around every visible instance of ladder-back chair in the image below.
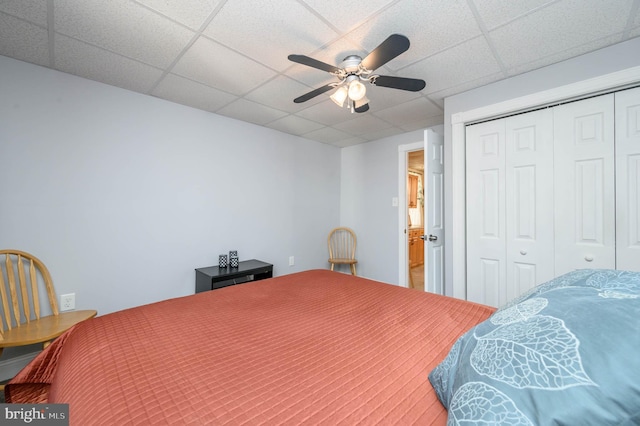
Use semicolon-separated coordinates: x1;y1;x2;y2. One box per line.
0;250;97;385
327;227;358;276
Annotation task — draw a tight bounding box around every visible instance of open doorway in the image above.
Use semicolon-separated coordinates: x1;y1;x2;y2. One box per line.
407;150;425;291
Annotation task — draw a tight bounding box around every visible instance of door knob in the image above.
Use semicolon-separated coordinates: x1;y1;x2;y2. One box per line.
585;255;594;262
424;235;437;241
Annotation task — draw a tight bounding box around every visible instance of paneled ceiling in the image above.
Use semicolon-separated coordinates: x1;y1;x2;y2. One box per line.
1;0;639;147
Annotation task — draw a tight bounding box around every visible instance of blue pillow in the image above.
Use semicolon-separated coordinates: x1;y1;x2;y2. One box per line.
429;269;640;425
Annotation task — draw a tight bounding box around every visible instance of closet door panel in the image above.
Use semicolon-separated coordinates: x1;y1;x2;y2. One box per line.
505;109;555;301
466;120;506;306
554;94;615;275
615;87;640;272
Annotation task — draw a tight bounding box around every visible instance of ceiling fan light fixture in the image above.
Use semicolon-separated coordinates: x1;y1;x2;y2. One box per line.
330;86;348;107
348;79;366;101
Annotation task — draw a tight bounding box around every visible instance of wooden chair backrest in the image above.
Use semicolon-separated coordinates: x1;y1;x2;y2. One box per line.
0;250;58;334
328;227;357;260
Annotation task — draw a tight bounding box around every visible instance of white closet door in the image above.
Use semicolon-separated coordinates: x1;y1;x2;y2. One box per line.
554;94;616;275
615;87;640;272
505;109;555;300
466;120;506;306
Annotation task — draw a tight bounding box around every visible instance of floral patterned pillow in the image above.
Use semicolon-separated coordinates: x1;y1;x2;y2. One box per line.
429;269;640;425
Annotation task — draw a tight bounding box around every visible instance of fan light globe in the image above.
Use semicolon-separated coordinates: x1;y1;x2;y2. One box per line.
348;80;366;101
330;86;348;107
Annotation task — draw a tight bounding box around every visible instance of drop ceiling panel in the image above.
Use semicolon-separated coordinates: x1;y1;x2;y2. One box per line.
347;0;482;71
472;0;557;30
203;0;339;72
334;114;394;135
172;36;276;95
2;0;639;147
266;114;325;135
302;0;395;32
0;13;49;66
302;126;353;144
373;97;442;128
133;0;222;30
295;99;358;126
54;0;195;68
0;0;48;26
404;36;503;95
56;35;164;93
245;75;325;113
151;73;238;113
217;98;288;125
489;0;632;69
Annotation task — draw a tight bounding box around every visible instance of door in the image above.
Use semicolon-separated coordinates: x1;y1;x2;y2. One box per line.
466;109;555;307
424;129;444;294
554;94;616;275
615;86;640;271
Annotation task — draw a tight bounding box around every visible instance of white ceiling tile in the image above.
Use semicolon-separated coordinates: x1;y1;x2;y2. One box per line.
489;0;632;69
403;36;503;95
245;75;325;113
55;35;164;93
471;0;557;29
333;136;368;148
54;0;195;68
399;114;444;132
506;33;625;77
346;0;482;71
427;71;504;102
334;114;394;135
302;126;353;144
133;0;222;30
203;0;338;71
151;73;237;113
361;126;405;141
295;99;356;126
0;0;48;26
266;115;325;135
0;13;49;66
173;36;276;95
302;0;395;32
373;97;441;128
217;98;288;125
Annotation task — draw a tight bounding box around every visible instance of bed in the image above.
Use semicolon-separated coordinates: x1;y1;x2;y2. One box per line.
5;270;494;425
8;269;639;425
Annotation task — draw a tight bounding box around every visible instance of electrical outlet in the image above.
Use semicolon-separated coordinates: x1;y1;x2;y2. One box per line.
289;256;295;266
60;293;75;311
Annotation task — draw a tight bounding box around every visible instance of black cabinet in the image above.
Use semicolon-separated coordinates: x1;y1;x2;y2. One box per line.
195;259;273;293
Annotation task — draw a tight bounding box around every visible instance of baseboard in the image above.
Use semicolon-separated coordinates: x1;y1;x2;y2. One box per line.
0;352;39;382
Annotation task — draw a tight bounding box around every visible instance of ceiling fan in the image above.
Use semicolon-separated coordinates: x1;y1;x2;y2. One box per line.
288;34;426;113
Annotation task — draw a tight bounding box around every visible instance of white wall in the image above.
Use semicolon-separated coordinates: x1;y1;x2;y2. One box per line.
0;55;341;318
340;129;431;283
442;37;640;296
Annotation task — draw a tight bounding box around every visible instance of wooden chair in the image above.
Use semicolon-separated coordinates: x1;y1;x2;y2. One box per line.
328;227;358;276
0;250;97;387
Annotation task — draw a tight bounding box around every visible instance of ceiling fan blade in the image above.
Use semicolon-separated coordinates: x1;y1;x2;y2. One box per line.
371;75;426;92
354;102;369;113
288;54;340;74
360;34;410;71
293;84;335;103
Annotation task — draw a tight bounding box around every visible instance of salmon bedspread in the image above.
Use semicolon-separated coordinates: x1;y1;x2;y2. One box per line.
5;270;494;425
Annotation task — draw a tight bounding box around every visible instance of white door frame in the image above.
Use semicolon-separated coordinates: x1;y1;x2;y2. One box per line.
398;141;424;288
449;65;640;300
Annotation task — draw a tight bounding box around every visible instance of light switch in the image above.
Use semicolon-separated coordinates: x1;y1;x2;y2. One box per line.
392;197;399;207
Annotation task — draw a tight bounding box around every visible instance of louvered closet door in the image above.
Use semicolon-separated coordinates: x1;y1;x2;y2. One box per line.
615;86;640;272
554;94;616;275
466;110;554;307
